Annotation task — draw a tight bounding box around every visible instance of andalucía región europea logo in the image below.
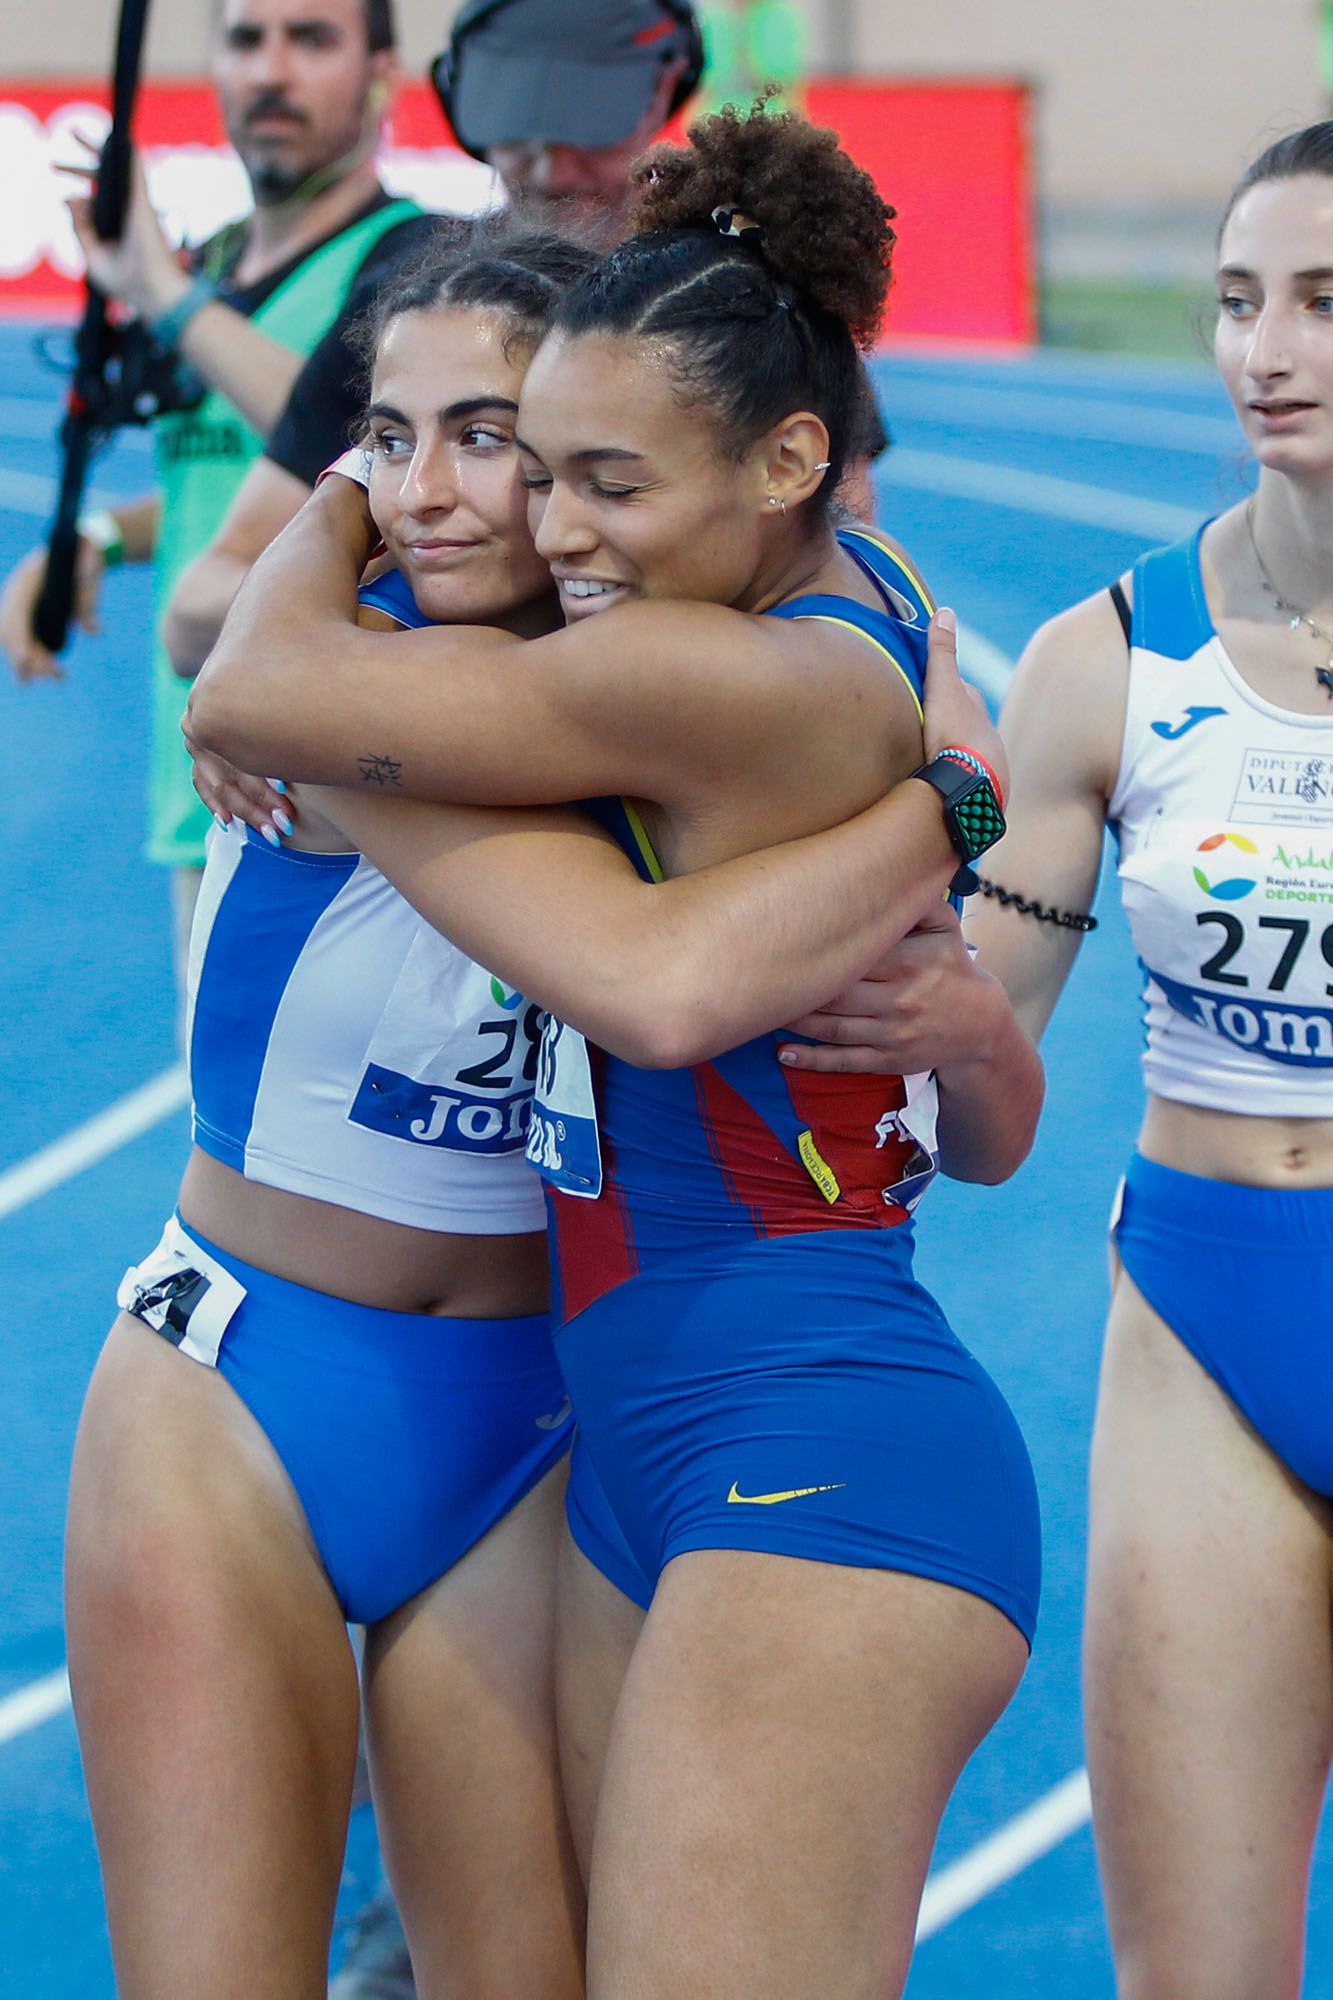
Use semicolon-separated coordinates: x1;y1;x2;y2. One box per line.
1192;831;1258;901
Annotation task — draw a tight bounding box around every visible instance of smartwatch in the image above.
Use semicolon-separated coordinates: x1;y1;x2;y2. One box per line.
910;747;1006;894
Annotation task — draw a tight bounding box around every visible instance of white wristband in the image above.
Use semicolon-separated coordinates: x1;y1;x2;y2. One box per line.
317;445;374;492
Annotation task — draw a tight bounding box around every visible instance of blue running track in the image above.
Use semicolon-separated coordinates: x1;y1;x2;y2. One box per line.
0;321;1323;1994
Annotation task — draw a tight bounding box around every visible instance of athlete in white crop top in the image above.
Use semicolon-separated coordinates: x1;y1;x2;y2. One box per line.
66;236;592;2000
891;127;1333;2000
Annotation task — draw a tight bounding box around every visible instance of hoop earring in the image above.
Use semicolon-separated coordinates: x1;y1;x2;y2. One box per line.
767;495;787;514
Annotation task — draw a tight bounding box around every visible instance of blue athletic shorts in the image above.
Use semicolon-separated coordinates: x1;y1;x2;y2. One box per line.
119;1217;573;1625
559;1229;1040;1644
1114;1151;1333;1495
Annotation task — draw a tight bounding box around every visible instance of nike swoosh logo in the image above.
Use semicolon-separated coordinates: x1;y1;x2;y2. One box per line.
535;1397;573;1431
726;1481;848;1505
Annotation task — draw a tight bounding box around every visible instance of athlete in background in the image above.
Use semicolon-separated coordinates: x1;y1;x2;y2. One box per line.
0;0;432;996
784;119;1333;2000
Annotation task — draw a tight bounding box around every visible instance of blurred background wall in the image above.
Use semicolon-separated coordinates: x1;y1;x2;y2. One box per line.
11;0;1322;257
4;0;1328;346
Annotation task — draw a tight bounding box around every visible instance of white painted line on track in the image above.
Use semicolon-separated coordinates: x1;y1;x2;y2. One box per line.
0;1668;71;1746
888;448;1201;544
0;1064;188;1223
884;384;1235;456
916;1767;1093;1940
0;1067;191;1765
0;465;121;521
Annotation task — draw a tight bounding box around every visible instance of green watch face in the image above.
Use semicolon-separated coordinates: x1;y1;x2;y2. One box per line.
953;783;1006;857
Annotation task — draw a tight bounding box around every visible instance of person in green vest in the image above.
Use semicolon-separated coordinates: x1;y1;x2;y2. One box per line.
0;0;430;999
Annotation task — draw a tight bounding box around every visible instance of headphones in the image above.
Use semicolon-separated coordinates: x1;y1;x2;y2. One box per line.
431;0;705;160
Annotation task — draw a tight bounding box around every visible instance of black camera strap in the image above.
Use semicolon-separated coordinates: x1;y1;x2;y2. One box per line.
34;0;153;653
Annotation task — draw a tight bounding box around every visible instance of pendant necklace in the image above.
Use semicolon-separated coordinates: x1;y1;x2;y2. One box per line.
1245;497;1333;700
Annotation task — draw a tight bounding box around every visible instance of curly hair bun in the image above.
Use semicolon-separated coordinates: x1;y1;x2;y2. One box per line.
628;95;895;348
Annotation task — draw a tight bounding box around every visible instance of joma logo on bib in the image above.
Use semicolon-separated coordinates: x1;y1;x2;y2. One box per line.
349;1064;531;1153
1153;970;1333;1066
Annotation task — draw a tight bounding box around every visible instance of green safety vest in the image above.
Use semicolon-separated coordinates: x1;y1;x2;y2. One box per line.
148;196;420;866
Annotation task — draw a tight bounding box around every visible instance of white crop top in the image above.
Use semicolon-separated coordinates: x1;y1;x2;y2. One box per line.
184;569;547;1234
1109;527;1333;1117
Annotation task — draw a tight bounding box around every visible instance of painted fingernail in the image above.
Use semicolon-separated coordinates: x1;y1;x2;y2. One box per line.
261;823;282;848
214;812;230;829
268;778;287;794
272;810;293;836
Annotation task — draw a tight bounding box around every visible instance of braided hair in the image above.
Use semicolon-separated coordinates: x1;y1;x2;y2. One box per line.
549;98;896;514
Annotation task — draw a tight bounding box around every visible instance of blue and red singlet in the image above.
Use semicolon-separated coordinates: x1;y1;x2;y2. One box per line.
533;528;1042;1640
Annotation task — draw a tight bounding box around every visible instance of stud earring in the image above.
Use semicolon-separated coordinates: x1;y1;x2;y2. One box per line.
767;495;779;507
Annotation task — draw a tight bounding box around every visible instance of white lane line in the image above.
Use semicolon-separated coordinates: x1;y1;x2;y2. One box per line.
888;448;1200;544
0;465;123;521
0;1064;188;1224
916;1767;1093;1940
0;1668;72;1746
956;622;1015;712
884;384;1234;456
0;1067;189;1764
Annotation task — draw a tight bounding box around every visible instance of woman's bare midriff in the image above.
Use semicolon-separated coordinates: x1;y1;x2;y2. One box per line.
178;1148;550;1318
1139;1094;1333;1190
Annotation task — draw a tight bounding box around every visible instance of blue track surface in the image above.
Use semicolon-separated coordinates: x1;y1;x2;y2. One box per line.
1;322;1327;1994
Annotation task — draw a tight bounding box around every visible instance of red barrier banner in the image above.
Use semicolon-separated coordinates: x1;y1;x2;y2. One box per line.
0;76;1033;345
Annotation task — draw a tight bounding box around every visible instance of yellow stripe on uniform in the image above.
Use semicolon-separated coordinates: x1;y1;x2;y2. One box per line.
838;525;937;616
786;614;925;723
621;800;665;882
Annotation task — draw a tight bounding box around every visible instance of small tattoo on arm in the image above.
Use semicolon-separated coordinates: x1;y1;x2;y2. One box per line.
357;753;403;787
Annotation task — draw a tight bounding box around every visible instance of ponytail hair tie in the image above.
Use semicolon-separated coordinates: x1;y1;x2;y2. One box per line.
712;205;764;244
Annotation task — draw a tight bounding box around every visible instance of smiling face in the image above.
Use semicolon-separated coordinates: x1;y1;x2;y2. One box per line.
514;330;777;624
365;305;555;631
1216;174;1333;478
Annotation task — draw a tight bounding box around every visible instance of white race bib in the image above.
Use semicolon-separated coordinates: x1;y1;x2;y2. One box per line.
525;1013;603;1199
349;924;543;1153
117;1216;246;1368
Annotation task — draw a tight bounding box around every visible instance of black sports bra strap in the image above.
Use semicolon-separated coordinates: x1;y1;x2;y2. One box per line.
1107;579;1132;648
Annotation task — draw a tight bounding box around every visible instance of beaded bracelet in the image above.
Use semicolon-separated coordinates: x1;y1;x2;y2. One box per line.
934;742;1007;809
974;875;1098;932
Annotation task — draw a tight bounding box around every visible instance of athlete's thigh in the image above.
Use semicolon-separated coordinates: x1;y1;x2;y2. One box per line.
586;1546;1027;2000
1086;1271;1333;2000
67;1313;360;2000
363;1460;584;2000
555;1522;647;1881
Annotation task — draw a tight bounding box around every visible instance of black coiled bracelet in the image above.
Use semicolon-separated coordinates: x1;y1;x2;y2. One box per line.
974;876;1098;933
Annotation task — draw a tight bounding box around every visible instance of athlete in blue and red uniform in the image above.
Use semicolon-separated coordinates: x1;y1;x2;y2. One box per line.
193;101;1043;2000
548;530;1033;1653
